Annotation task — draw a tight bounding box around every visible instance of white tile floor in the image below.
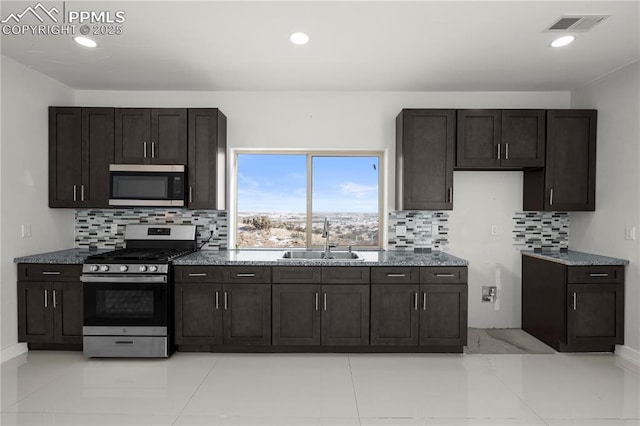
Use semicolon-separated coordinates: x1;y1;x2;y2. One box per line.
1;351;639;426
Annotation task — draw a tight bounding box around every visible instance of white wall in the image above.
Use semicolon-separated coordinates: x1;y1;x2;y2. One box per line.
0;56;75;355
570;61;640;359
77;90;569;328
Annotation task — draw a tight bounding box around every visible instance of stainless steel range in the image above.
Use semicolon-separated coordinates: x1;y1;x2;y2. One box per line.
80;224;197;358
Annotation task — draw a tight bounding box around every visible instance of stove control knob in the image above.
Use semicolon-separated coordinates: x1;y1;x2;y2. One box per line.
139;265;147;272
90;264;99;272
119;265;128;272
148;265;158;272
99;265;109;272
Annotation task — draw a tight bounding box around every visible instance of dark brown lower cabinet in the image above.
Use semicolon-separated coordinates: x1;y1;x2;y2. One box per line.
174;282;223;345
17;264;83;349
321;284;370;346
370;284;419;346
272;284;321;346
522;254;624;352
420;284;468;346
224;283;272;345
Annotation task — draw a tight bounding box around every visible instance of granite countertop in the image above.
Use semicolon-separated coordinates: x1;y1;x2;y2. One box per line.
14;248;469;267
522;250;629;266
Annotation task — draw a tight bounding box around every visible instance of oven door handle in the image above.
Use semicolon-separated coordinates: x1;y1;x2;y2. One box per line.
80;275;167;283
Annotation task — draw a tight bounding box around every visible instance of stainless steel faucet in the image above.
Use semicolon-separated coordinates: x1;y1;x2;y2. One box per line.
322;217;331;255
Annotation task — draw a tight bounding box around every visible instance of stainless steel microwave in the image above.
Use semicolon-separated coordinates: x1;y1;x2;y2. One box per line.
109;164;186;207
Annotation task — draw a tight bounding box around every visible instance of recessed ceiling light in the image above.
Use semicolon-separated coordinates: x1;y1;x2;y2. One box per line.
74;36;98;48
550;35;575;48
289;32;309;45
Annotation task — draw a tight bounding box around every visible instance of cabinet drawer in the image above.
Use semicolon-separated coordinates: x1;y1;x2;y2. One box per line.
174;266;222;283
322;267;370;284
371;267;419;284
18;264;82;281
568;266;624;284
273;267;321;284
420;267;467;284
223;266;271;283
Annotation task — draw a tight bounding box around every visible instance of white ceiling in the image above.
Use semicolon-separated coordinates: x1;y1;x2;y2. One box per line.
1;1;639;91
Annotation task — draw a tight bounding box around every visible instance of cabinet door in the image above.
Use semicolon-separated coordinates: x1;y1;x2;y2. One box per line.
187;109;226;209
567;283;624;346
370;284;419;346
175;282;223;345
81;108;114;207
501;110;545;168
396;109;455;210
18;282;54;343
115;108;151;164
544;109;597;211
419;284;468;346
49;107;82;207
321;284;370;346
223;284;271;346
53;281;83;344
456;110;501;169
272;284;321;346
151;109;187;164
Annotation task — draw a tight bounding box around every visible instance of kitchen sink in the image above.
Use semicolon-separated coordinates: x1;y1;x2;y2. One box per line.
279;250;363;261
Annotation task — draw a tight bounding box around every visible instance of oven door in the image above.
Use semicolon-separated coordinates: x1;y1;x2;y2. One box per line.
82;275;168;327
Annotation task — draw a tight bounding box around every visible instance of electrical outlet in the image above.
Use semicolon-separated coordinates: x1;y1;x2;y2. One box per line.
625;226;636;241
209;224;217;233
491;224;498;236
21;224;32;238
396;225;407;237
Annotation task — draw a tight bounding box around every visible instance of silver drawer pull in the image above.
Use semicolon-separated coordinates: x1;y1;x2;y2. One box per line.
387;273;406;278
589;273;609;278
41;271;61;275
188;273;207;277
236;273;256;278
435;273;455;278
115;340;134;345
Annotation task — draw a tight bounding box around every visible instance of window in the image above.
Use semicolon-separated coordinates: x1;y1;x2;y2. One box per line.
236;152;382;249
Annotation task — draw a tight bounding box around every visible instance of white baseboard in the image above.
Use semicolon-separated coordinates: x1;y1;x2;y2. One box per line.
0;343;28;364
616;344;640;369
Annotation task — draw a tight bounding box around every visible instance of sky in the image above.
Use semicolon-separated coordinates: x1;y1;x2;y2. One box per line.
237;154;379;213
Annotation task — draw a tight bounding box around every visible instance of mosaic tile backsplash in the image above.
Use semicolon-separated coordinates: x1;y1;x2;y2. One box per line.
75;209;228;250
513;211;569;251
388;211;449;251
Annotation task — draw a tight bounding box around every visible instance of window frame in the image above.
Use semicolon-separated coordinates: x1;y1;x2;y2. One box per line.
232;150;385;250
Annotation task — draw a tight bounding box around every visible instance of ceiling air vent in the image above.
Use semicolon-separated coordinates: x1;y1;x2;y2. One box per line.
546;15;610;32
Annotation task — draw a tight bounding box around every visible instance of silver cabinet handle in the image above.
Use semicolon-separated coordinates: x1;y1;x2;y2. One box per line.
589;273;609;277
414;292;418;310
143;142;148;158
81;185;85;202
550;189;554;206
224;291;228;310
505;143;509;160
115;340;134;345
151;142;156;158
323;292;327;311
215;291;219;310
52;290;57;308
572;292;577;310
448;187;453;204
188;273;207;277
73;185;77;202
436;273;455;278
315;292;319;311
44;290;48;308
422;292;427;310
387;273;406;278
42;271;61;275
189;187;193;204
497;144;501;160
236;273;256;278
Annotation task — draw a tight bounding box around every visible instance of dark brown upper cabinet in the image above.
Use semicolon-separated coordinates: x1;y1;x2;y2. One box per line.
49;107;114;208
396;109;455;210
115;108;187;165
456;109;545;169
187;109;227;210
524;110;597;211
